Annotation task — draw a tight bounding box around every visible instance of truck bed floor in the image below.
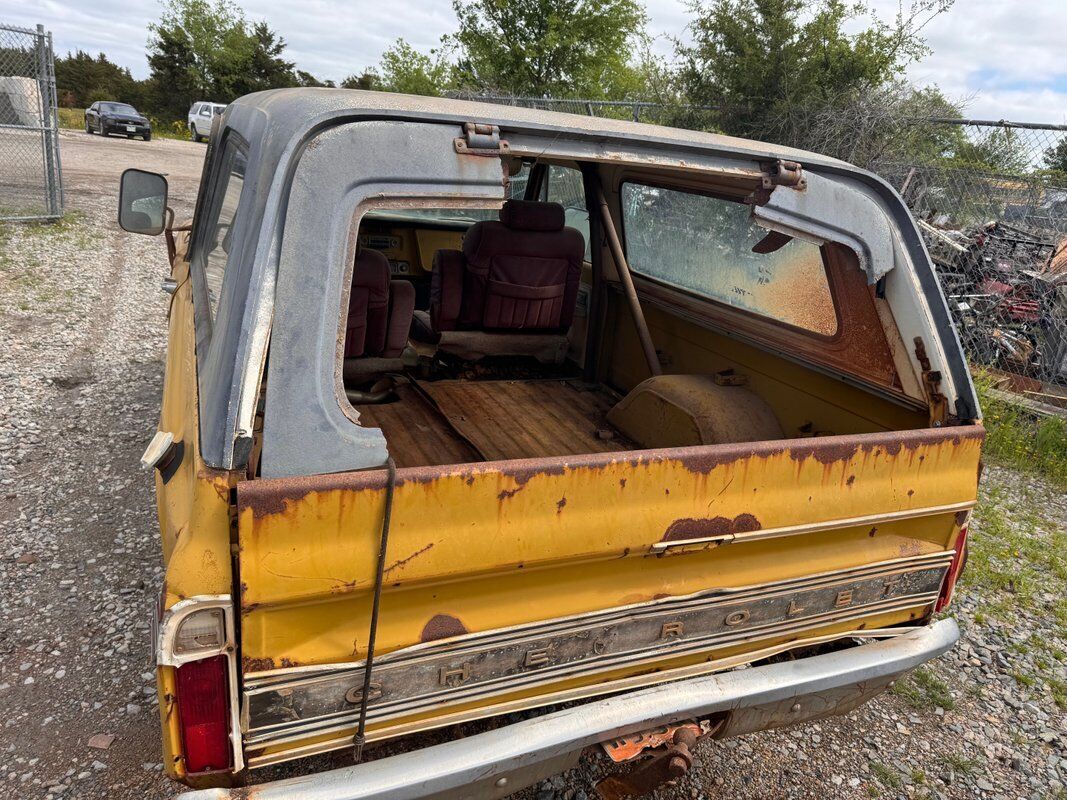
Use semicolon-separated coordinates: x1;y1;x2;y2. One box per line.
353;379;634;468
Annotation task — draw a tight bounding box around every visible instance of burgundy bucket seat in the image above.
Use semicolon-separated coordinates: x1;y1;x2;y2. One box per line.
428;200;585;335
344;248;415;359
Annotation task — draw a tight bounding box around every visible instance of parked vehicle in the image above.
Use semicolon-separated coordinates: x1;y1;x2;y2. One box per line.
85;100;151;140
187;101;225;142
119;90;982;798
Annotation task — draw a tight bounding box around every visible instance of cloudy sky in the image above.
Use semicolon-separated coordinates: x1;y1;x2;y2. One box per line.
6;0;1067;123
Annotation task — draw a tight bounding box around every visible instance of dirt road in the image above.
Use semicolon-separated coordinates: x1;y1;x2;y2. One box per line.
0;128;1063;800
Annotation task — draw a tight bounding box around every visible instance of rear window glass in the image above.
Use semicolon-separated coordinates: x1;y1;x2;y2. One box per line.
621;183;837;335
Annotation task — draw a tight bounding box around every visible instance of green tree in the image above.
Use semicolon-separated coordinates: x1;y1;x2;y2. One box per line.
341;70;381;91
55;51;142;108
676;0;953;143
373;39;453;96
146;22;201;118
449;0;648;98
149;0;251;98
950;127;1030;174
146;0;327;118
1042;138;1067;174
234;22;297;95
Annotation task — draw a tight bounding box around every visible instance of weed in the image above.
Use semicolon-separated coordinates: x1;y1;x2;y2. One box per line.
940;753;980;776
870;761;902;790
892;666;955;710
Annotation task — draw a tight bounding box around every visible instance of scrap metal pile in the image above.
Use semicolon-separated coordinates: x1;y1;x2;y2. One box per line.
920;219;1067;397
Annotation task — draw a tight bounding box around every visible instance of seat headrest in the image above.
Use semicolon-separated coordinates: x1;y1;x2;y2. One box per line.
499;200;566;232
353;248;390;298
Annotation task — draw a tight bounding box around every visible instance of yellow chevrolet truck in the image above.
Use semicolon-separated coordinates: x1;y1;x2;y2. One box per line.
117;89;982;799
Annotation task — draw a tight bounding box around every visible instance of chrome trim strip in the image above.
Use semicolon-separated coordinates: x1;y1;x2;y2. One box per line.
243;626;911;768
177;620;960;798
244;550;954;683
240;554;951;755
653;500;974;550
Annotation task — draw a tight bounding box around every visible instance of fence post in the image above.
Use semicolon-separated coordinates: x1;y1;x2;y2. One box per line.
35;24;59;218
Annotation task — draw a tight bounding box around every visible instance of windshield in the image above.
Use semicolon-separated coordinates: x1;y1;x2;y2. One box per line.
101;103;138;115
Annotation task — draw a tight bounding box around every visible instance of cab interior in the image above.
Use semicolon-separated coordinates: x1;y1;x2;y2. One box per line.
256;158;932;475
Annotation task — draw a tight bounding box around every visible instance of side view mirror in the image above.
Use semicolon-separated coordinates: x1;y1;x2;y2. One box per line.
119;168;169;235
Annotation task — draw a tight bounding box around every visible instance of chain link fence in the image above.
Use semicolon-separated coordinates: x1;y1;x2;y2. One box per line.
0;22;63;221
456;93;1067;397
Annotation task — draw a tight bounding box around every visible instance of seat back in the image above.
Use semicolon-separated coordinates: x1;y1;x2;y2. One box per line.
345;249;415;359
430;200;584;332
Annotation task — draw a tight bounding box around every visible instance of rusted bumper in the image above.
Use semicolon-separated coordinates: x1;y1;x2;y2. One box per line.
175;620;958;800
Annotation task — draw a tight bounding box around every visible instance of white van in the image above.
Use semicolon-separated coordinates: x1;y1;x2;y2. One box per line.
187;101;226;142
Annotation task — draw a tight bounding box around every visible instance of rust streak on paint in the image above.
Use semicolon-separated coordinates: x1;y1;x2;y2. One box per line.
384;542;435;576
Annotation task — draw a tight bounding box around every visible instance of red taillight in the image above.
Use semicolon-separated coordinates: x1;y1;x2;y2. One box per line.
936;525;969;612
176;655;232;773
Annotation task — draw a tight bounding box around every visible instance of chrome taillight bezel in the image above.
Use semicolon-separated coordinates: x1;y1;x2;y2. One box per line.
156;594;244;772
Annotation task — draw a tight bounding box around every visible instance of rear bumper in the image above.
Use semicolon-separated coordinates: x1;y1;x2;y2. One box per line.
104;122;150;135
176;619;958;800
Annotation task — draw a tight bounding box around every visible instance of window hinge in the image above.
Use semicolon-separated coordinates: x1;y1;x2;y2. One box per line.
454;122;510;156
748;159;807;205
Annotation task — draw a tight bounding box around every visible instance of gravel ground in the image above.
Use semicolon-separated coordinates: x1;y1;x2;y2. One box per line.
0;130;1064;800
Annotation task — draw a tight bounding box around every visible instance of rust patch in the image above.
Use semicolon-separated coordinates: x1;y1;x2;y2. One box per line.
619;478;627;488
236;426;987;519
497;487;522;501
279;657;301;668
420;614;468;643
661;514;762;542
868;527;878;537
384;542;434;575
556;496;567;513
242;656;275;673
846;474;856;486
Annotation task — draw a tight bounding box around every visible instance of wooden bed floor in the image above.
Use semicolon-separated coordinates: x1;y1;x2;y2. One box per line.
353;379;634;468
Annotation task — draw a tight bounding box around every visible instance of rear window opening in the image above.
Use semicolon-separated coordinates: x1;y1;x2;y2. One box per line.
293;159;928;475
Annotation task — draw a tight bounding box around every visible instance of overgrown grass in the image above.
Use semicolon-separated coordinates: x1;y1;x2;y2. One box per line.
57;107;193;141
966;485;1066;617
891;666;955;710
974;370;1067;487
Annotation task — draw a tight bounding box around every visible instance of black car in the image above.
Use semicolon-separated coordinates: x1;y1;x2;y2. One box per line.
85;101;151;141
